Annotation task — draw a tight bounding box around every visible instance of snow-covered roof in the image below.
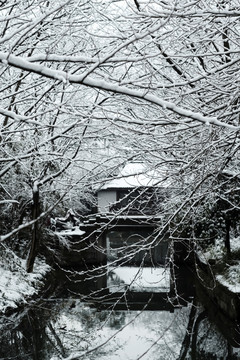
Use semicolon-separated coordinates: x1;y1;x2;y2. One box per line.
99;163;170;190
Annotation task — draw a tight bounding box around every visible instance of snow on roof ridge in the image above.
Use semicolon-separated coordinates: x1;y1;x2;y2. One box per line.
99;162;170;189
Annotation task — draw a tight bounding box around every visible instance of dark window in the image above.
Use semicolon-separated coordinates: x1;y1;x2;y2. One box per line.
111;187;165;215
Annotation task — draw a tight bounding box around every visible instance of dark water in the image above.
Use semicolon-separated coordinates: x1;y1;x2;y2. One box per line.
0;265;240;360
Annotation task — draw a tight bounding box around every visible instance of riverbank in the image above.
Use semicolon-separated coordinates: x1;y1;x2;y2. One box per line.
0;256;51;315
195;236;240;325
198;236;240;293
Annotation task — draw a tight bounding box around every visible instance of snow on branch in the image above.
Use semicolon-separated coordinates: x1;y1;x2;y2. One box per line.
0;51;239;131
139;8;240;18
0;200;19;205
26;53;157;64
0;2;71;46
0;107;45;126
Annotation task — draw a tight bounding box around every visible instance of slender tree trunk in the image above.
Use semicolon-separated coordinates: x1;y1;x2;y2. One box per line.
26;184;40;273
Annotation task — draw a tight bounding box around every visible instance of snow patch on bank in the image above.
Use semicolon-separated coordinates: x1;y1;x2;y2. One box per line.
216;261;240;293
0;258;51;313
200;236;240;293
216;236;240;293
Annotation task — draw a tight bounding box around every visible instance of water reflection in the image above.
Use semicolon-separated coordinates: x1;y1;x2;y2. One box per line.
0;298;240;360
0;265;239;360
0;308;50;359
190;311;240;359
0;299;190;360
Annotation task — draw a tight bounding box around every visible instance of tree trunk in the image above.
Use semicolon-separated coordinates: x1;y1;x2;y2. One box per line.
26;184;40;273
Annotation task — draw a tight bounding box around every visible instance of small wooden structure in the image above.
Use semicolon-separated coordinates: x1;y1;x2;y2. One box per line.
97;162;170;215
94;163;171;265
55;163;171;267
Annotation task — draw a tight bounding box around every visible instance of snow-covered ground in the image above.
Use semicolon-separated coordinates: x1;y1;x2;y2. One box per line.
216;265;240;293
108;266;170;292
200;236;240;293
0;257;51;313
215;236;240;292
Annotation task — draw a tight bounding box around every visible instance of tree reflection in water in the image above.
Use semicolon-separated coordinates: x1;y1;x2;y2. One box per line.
0;308;50;359
190;311;240;360
0;297;240;360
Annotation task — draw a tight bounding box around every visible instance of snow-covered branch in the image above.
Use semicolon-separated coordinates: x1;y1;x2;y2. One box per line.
1;52;239;130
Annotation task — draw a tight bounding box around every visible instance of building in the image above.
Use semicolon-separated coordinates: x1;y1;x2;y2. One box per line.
97;162;170;216
95;163;171;265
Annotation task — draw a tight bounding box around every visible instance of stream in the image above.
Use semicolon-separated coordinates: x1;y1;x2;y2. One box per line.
0;264;240;360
